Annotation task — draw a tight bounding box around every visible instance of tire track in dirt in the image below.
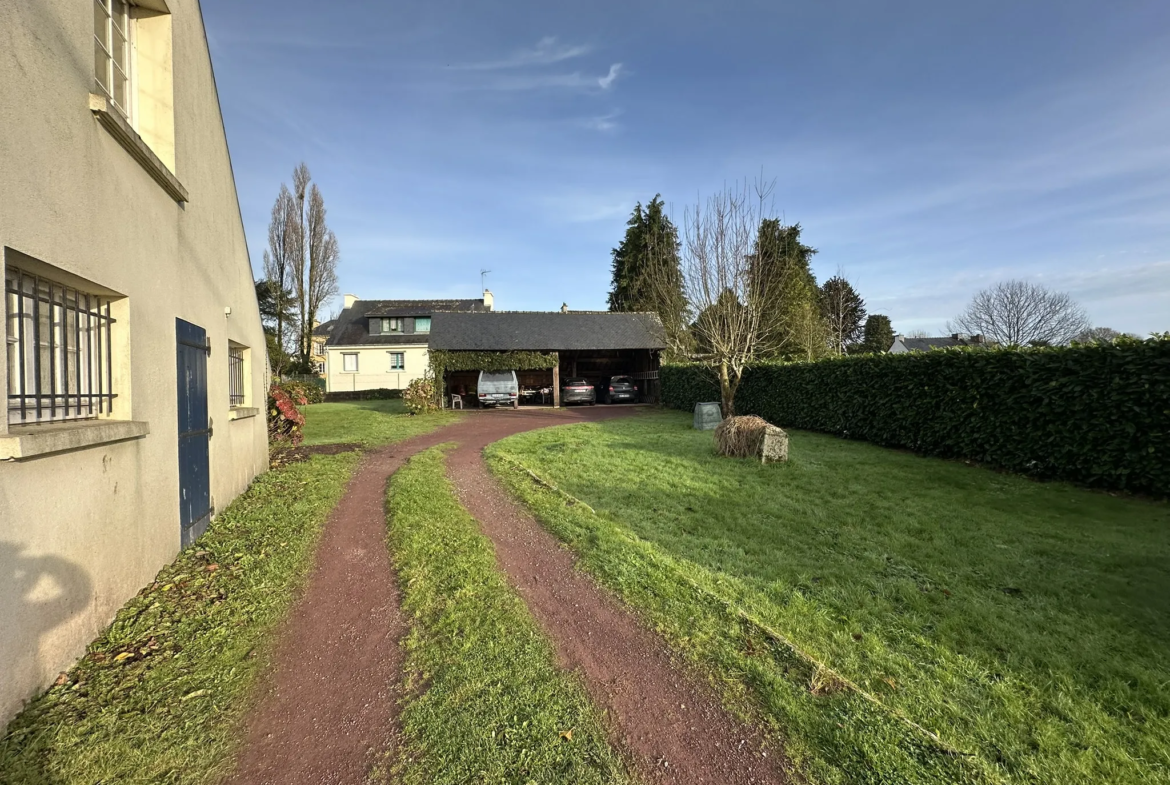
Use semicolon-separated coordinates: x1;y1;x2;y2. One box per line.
446;424;792;785
226;408;629;784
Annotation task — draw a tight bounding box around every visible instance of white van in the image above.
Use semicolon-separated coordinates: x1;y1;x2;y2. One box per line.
476;370;519;408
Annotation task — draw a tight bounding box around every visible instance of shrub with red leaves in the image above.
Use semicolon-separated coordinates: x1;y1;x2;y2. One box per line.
267;383;306;452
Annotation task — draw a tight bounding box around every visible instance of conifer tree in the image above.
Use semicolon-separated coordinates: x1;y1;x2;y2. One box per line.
748;220;827;358
607;196;687;339
858;314;895;353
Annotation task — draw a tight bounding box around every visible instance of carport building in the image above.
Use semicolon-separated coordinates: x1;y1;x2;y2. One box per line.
428;311;667;406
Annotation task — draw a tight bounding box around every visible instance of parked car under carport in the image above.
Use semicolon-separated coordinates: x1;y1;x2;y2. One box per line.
599;375;638;404
560;377;596;405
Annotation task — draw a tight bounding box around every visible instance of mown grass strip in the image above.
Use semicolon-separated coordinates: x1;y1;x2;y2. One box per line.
302;399;462;446
486;413;1170;785
0;453;360;785
382;446;634;785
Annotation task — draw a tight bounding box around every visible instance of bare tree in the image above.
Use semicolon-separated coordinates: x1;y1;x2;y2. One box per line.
1073;326;1130;344
948;280;1090;347
302;184;340;357
286;163;340;361
263;184;298;374
643;179;791;416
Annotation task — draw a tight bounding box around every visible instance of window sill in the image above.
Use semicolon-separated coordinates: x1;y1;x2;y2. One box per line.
0;420;150;461
89;94;188;203
229;407;260;421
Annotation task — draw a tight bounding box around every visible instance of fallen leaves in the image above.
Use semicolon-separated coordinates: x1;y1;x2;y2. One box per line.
558;729;574;742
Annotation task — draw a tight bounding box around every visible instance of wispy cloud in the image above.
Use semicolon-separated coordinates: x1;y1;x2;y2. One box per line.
582;110;622;132
455;36;591;70
598;63;623;89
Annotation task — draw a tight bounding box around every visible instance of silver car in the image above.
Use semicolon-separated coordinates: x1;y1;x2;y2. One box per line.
477;370;519;408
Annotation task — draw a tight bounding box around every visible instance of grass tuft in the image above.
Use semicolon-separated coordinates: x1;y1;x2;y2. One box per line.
486;411;1170;785
0;453;359;785
381;446;633;785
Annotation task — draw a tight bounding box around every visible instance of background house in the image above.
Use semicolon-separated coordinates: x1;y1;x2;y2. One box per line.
1;0;268;726
889;333;994;353
324;291;493;393
310;319;337;377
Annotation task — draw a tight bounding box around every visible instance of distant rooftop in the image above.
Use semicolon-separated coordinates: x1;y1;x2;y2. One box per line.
429;311;667;352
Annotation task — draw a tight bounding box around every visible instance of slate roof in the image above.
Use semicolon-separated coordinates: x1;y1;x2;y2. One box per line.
311;319;337;337
326;298;488;347
429;311;667;352
892;335;997;352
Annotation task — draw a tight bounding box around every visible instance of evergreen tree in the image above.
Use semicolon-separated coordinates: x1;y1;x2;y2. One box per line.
857;314;895;353
748;220;826;358
607;196;687;338
819;275;867;354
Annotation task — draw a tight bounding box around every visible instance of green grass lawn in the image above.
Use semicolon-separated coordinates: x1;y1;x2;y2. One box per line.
487;411;1170;785
380;446;633;785
0;453;359;785
301;399;462;446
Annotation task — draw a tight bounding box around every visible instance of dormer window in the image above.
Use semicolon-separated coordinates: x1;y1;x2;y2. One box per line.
415;316;431;333
370;317;402;334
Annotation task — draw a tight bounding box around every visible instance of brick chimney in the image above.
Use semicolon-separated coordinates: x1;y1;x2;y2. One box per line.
561;302;569;313
482;289;494;311
343;293;358;309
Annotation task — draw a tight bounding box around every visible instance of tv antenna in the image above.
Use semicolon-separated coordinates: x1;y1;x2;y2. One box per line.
480;268;491;291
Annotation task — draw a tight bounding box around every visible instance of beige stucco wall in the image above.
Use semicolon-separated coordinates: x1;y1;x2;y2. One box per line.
325;344;430;392
0;0;269;726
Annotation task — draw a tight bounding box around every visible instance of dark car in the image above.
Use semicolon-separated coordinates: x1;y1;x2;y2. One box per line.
600;375;638;404
560;377;596;405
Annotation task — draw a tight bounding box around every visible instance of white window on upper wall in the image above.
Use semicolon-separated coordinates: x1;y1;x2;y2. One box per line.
388;352;405;371
414;317;431;333
94;0;134;122
5;265;117;425
342;353;358;372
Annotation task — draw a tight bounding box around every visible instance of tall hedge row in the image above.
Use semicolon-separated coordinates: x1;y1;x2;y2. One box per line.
662;338;1170;495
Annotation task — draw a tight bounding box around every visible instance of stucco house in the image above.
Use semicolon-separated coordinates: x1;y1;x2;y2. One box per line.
1;0;269;726
310;319;337;376
324;291;493;393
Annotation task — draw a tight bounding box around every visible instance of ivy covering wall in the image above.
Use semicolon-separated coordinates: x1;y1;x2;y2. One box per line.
428;350;559;380
662;337;1170;495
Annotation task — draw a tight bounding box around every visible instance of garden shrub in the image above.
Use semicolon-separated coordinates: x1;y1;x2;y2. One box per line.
402;375;439;415
662;336;1170;495
277;379;325;404
267;383;306;451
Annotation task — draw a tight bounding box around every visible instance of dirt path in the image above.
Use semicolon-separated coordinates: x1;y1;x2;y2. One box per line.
229;406;789;784
226;408;625;784
446;423;791;785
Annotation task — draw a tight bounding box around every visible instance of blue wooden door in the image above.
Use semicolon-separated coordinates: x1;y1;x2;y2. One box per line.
176;318;212;547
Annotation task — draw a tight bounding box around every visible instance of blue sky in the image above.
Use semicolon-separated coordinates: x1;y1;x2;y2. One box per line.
202;0;1170;335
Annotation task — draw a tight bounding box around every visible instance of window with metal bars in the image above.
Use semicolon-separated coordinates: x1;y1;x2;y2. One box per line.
94;0;133;122
228;346;246;407
5;267;116;425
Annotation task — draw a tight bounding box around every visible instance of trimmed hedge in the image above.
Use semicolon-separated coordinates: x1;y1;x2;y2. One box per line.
323;388;402;402
662;337;1170;495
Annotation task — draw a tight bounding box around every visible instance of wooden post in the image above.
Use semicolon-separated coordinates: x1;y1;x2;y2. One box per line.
552;353;561;407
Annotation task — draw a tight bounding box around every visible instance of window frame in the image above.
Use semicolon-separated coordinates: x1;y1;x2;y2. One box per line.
6;266;117;426
93;0;135;123
388;351;405;371
342;352;359;373
228;345;246;407
414;316;431;333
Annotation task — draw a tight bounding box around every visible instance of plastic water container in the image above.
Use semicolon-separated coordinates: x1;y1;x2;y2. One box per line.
693;402;722;430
